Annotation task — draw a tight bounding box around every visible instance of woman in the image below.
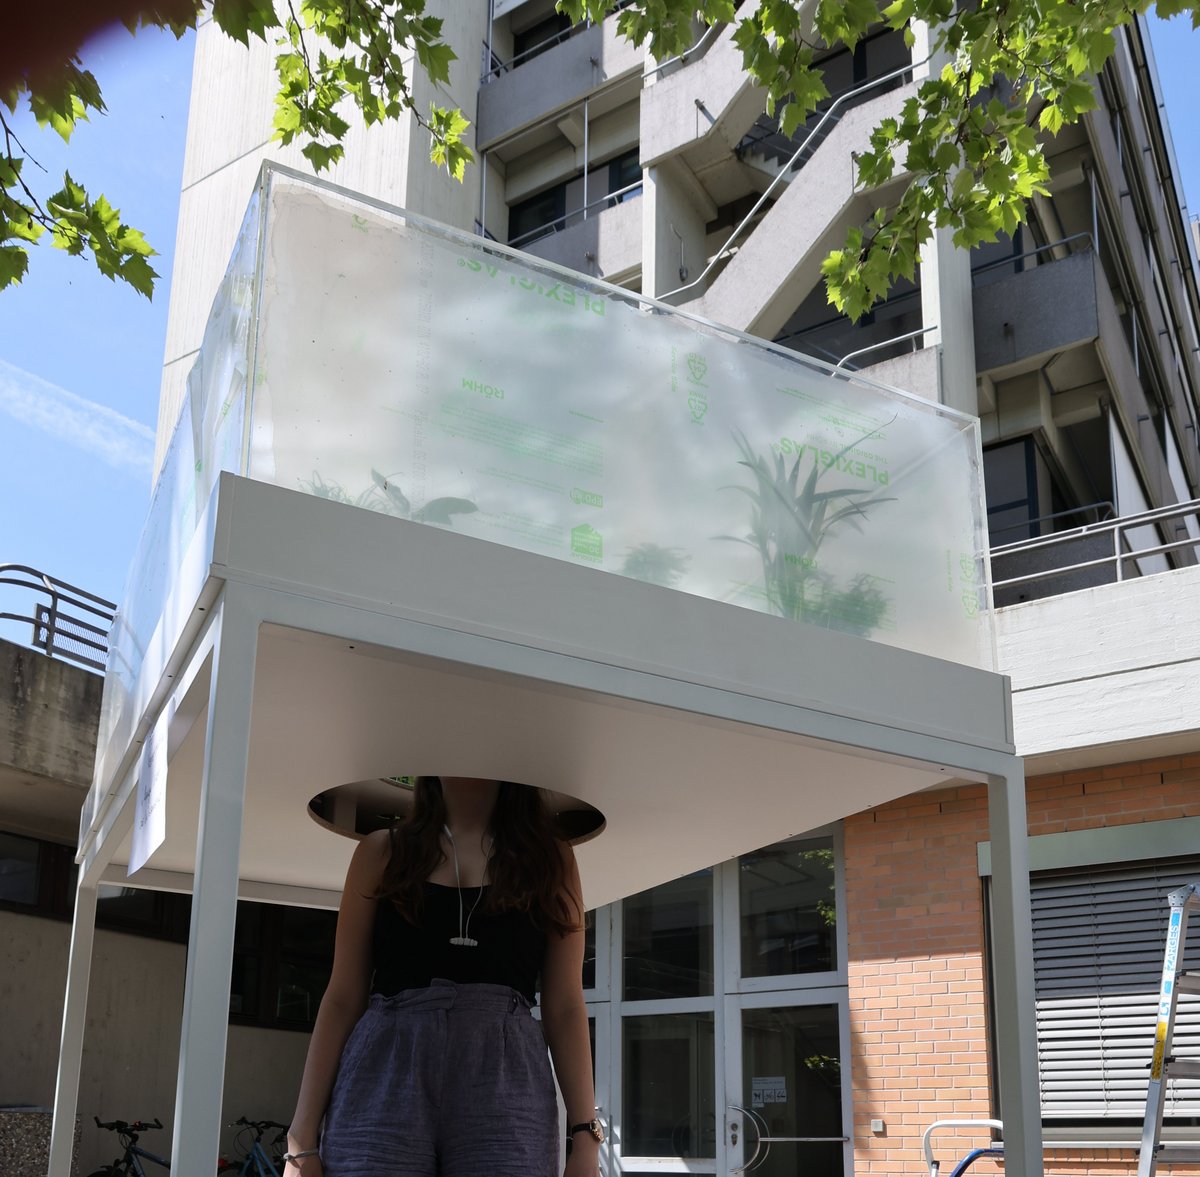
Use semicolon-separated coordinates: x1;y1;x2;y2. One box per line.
282;777;601;1177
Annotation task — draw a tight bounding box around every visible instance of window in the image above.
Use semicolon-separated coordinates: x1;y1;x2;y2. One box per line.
622;1012;716;1157
0;832;184;933
508;183;566;246
230;902;337;1029
1029;858;1200;1135
623;869;714;1000
0;832;41;905
739;837;837;977
1;830;334;1031
607;149;643;204
511;11;571;66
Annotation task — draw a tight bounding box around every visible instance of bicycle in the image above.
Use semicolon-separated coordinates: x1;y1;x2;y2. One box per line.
220;1117;289;1177
87;1117;170;1176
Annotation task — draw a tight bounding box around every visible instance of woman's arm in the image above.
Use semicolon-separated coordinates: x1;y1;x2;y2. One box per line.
540;842;600;1177
283;829;389;1175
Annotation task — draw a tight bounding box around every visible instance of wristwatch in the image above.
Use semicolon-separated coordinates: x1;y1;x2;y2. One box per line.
567;1118;605;1149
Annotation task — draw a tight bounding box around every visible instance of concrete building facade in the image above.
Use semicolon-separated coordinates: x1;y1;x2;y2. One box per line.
5;2;1200;1174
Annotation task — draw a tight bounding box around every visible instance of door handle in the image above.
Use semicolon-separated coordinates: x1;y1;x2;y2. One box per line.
726;1104;772;1173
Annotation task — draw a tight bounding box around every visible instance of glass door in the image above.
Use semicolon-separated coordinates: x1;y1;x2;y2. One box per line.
612;866;723;1173
724;995;848;1176
603;830;849;1176
721;831;850;1176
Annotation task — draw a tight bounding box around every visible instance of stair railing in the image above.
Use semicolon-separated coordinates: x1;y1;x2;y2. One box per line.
658;54;930;303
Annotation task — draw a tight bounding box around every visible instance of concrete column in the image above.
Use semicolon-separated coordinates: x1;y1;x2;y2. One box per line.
170;596;260;1177
642;160;712;301
987;760;1044;1177
920;227;979;416
911;18;979;416
47;881;99;1177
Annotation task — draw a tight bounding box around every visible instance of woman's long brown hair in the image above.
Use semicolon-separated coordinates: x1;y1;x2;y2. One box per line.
375;777;583;937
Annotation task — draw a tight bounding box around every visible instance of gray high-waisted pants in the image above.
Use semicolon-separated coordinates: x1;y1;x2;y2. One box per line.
320;979;559;1177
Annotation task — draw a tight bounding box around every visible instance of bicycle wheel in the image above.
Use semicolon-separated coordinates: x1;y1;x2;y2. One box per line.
85;1167;125;1176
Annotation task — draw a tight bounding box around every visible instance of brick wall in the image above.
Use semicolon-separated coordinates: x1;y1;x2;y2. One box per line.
843;754;1200;1177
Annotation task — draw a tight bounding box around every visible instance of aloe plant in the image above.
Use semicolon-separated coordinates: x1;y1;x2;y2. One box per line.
721;425;895;632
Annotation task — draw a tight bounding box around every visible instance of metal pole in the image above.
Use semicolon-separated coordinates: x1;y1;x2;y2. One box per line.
171;594;260;1177
987;759;1044;1177
1090;165;1099;252
479;148;488;238
582;95;590;221
47;881;99;1177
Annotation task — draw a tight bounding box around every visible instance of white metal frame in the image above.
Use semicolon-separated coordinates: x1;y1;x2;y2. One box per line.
50;474;1040;1177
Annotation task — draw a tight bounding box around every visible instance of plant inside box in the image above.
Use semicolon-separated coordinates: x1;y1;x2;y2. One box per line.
299;470;477;525
721;429;895;636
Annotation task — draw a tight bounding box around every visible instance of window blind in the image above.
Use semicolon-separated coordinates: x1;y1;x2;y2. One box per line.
1031;858;1200;1123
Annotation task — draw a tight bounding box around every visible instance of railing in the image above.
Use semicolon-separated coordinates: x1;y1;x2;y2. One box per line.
834;324;938;370
507;180;644;249
991;498;1200;596
481;0;640;83
658;55;928;302
481;25;577;83
0;565;115;671
642;19;726;80
971;232;1095;281
988;500;1116;542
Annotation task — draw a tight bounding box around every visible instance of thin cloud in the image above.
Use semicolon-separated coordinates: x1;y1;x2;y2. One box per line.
0;358;154;477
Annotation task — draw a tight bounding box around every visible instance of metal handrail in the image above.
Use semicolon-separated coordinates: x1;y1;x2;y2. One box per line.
990;497;1200;591
0;564;116;672
508;179;644;248
988;500;1116;540
481;24;578;82
923;1120;1004;1176
482;0;644;82
658;55;929;302
643;19;726;80
970;231;1095;280
834;324;938;370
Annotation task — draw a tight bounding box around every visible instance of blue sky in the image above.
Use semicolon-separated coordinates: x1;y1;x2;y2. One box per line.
0;24;193;645
0;14;1198;650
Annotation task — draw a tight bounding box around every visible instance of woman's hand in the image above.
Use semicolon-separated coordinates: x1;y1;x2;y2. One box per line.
282;1151;323;1177
563;1134;601;1177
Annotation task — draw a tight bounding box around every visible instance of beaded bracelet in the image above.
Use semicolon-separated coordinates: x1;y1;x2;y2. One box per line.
281;1149;320;1165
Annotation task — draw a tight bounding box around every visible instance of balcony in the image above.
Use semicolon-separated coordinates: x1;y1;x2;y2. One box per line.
994;506;1200;768
991;498;1200;607
974;245;1180;512
516;184;643;278
477;16;644;150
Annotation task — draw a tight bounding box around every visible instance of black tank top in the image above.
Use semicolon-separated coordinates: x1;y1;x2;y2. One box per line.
372;883;546;1003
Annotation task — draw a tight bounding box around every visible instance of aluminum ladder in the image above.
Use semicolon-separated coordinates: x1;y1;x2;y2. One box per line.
1137;882;1200;1177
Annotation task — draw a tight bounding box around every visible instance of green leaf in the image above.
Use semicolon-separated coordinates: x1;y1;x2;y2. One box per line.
301;141;345;172
212;0;279;45
0;244;29;289
414;39;456;88
1039;104;1064;134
